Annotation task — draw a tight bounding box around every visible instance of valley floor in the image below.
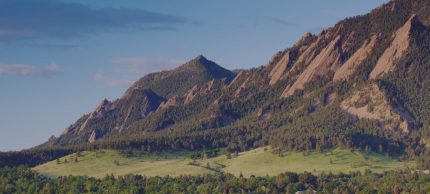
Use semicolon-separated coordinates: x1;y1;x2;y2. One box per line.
33;147;414;178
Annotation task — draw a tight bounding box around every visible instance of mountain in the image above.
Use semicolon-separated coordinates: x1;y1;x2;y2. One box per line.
46;55;236;146
125;55;235;99
43;0;430;159
56;89;166;145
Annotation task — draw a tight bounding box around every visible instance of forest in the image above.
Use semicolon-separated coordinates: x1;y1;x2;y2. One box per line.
1;166;430;194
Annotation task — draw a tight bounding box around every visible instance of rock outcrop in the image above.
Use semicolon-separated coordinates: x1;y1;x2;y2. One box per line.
288;36;324;74
334;35;378;81
185;79;228;105
78;99;111;133
268;51;292;85
158;96;182;110
184;85;199;105
282;36;344;98
235;77;250;98
341;84;414;132
324;92;337;105
115;89;165;131
369;15;419;79
88;130;96;143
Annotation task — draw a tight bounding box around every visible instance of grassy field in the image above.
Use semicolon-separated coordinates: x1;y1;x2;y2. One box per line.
33;150;212;178
34;147;415;178
208;148;414;177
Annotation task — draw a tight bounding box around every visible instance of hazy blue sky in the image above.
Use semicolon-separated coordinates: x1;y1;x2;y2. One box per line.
0;0;389;151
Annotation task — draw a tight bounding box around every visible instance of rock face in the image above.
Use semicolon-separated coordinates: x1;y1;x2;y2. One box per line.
59;88;166;145
340;84;414;132
333;35;378;81
115;89;166;131
341;84;394;121
228;70;254;99
88;130;96;143
158;96;182;110
184;85;199;105
61;99;111;136
78;99;111;133
235;77;250;98
282;36;344;98
228;71;244;87
292;35;324;70
185;79;228;105
268;51;291;85
324;92;337;105
369;15;419;79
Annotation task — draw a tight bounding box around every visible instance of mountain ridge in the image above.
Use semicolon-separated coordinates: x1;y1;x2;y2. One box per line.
40;0;430;161
48;55;236;145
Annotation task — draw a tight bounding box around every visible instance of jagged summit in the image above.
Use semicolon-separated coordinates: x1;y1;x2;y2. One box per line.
95;98;110;111
369;14;426;79
194;54;207;61
125;55;235;99
181;55;208;67
179;55;211;70
179;55;235;80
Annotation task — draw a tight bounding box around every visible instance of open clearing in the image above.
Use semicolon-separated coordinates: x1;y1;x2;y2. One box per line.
34;147;414;178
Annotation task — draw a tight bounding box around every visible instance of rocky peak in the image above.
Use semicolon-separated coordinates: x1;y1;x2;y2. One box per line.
282;35;344;98
95;98;110;112
158;96;182;110
296;32;315;46
333;35;379;81
268;51;292;85
180;55;235;80
194;54;207;62
180;55;210;70
184;79;228;105
122;54;235;100
369;14;421;79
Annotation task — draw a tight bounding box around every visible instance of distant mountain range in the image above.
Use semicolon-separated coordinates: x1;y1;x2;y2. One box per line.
42;0;430;158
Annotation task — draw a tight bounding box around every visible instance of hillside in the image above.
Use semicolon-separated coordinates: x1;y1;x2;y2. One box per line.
2;0;429;169
44;55;236;146
33;147;414;178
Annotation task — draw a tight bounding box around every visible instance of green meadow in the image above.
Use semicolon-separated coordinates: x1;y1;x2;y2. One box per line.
34;147;414;178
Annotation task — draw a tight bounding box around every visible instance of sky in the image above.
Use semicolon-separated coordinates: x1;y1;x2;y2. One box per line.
0;0;390;151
